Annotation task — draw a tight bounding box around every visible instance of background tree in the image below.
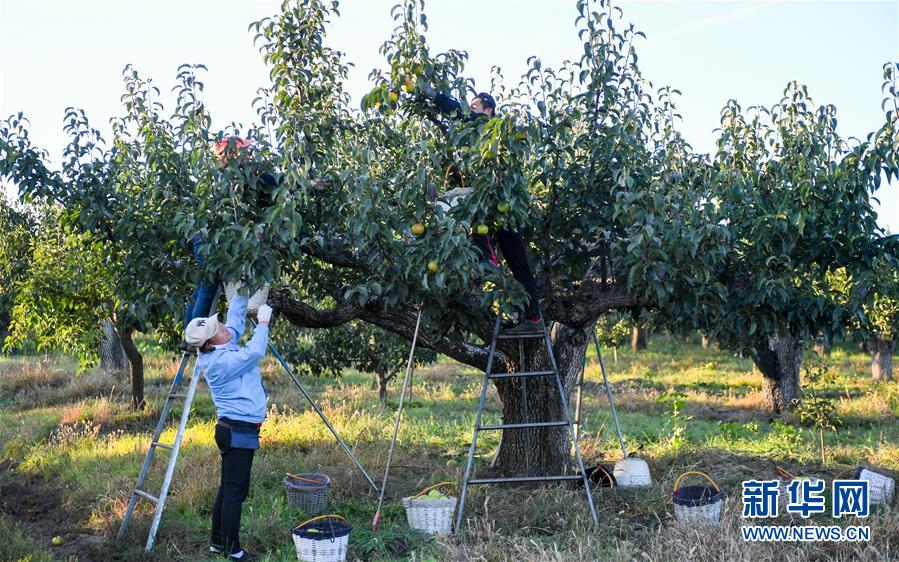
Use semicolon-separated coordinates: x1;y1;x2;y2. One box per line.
4;210;120;374
0;196;35;348
857;259;899;381
275;321;436;408
703;71;899;413
594;311;630;363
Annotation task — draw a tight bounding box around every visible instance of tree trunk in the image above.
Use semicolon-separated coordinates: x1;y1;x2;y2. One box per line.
630;325;647;352
377;369;390;408
119;327;145;410
492;322;587;476
701;332;714;349
870;336;895;382
99;319;129;373
750;330;804;414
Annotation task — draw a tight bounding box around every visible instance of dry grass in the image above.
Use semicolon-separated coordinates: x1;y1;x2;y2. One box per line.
1;337;898;561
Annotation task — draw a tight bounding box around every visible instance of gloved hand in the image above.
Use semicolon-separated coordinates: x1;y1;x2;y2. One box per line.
421;84;437;99
257;304;273;324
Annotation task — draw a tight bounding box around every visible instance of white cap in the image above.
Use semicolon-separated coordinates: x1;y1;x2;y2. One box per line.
184;314;220;347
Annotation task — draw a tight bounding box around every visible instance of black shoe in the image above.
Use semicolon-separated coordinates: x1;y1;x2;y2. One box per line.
504;317;545;334
209;544;223;556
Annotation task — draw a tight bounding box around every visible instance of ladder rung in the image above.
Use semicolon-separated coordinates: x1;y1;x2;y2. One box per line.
134;489;160;504
151;441;174;450
469;475;582;484
497;332;544;339
489;370;555;380
478;421;569;430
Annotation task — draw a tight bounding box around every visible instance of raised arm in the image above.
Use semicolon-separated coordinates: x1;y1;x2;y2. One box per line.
225;293;248;344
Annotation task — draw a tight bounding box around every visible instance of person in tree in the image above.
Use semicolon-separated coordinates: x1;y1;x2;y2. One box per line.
184;294;272;561
183;137;279;328
422;86;544;332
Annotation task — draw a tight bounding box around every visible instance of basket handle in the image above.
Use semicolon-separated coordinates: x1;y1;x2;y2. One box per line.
673;471;720;493
294;514;348;531
412;481;455;499
286;472;324;486
593;465;615;489
774;466;795;480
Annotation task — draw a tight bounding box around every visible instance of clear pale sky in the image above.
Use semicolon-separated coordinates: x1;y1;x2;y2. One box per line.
1;0;897;230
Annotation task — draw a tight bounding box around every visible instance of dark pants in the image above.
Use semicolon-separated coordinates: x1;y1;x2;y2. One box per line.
473;229;541;319
212;421;257;554
184;234;221;329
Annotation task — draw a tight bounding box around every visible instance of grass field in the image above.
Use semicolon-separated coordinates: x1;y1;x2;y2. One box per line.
0;334;897;561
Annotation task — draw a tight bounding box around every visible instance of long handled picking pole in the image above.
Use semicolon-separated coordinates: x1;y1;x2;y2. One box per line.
372;308;424;532
252;319;380;494
592;331;627;458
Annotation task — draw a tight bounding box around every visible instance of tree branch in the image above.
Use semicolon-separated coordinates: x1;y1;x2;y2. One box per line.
268;290;363;328
358;305;499;372
299;239;370;269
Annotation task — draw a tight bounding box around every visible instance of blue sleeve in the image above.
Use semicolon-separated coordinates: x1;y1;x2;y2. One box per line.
434;92;463;119
226;294;248;344
221;324;270;376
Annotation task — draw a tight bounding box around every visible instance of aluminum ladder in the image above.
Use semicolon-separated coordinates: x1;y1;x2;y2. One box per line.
455;315;599;531
116;351;202;552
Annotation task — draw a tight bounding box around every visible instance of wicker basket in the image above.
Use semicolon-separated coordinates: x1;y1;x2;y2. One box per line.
856;467;895;505
224;282;270;314
402;482;457;535
292;514;351;562
673;471;724;524
285;473;330;516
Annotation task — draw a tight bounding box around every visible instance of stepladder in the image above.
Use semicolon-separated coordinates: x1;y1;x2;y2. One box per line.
455;315;599;531
116;352;202;552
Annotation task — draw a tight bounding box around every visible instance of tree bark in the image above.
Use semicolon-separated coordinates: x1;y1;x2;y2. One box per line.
869;336;895;382
119;327;145;410
750;330;804;414
377;369;390;408
701;332;714;349
631;325;647;352
99;319;129;373
492;323;587;476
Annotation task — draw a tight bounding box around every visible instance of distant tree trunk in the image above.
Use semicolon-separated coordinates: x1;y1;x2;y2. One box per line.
630;325;647;352
119;327;145;410
750;330;804;414
869;336;895;382
813;338;831;357
701;332;715;349
377;368;393;408
99;319;129;372
493;323;587;476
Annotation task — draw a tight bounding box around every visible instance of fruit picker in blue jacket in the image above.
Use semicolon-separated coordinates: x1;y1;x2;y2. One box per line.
184;293;271;561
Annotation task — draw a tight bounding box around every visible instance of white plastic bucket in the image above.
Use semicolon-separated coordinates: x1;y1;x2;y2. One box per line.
613;457;652;487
